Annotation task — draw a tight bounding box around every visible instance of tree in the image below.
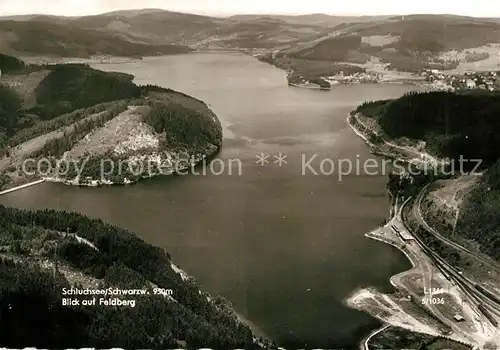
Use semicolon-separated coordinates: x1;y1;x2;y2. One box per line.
0;86;22;135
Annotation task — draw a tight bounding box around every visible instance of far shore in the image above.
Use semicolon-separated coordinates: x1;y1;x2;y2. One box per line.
346;113;395;348
346;114;419;348
19;51;435;92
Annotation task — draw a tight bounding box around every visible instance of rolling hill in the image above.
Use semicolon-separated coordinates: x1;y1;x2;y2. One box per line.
0;9;336;53
0;20;192;57
229;13;391;27
259;14;500;81
287;15;500;62
4;9;500;66
0;205;274;349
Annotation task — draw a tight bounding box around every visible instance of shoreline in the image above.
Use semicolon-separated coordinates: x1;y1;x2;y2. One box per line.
346;114;419;349
346;111;441;165
345;116;395;349
44;146;220;188
169;263;270;344
0;179;45;196
361;324;390;350
346;114;376;147
1;144;221;193
366;226;418;274
288;82;329;90
287;76;426;90
346;114;468;348
359;220;420;349
254;53;428;90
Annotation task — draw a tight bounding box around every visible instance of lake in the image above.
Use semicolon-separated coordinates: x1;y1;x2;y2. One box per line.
0;52;417;348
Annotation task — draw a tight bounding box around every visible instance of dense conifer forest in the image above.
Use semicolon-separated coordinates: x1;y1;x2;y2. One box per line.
0;57;142;146
356;91;500;167
143;101;223;148
455;159;500;261
0;53;26;73
0;206;274;349
30;64;141;118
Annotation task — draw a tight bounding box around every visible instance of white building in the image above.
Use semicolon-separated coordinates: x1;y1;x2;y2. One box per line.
466;79;476;88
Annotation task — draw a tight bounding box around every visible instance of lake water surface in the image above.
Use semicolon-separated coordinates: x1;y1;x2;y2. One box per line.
0;52;418;348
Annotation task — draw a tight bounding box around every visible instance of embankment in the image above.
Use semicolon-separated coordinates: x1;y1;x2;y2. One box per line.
0;179;45;196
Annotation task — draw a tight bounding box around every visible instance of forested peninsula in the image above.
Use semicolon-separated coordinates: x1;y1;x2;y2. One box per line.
0;54;222;189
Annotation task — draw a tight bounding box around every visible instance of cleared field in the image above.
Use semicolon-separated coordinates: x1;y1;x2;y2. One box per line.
64;105;154;160
443;44;500;73
422;176;479;232
427;176;479;213
361;35;400;47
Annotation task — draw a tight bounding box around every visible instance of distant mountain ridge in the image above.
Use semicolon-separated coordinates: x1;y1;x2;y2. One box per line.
229;13;392;27
0;18;193;57
1;9;500;70
0;9;332;54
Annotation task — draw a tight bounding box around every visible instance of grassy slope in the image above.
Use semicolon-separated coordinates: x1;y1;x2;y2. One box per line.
0;60;142;138
350;15;500;52
355;90;500;166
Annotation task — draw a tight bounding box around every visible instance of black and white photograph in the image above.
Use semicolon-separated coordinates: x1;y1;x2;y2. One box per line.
0;0;500;349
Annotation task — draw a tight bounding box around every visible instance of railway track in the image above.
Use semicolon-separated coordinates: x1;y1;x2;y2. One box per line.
400;198;500;327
